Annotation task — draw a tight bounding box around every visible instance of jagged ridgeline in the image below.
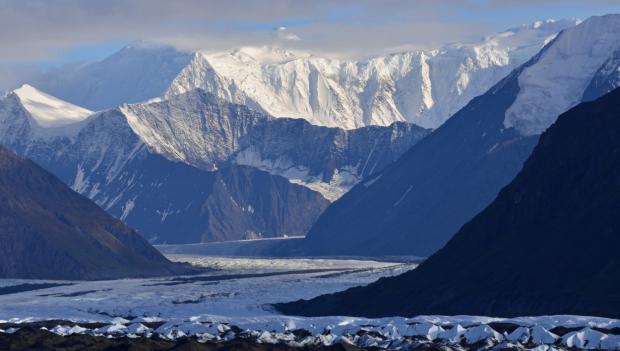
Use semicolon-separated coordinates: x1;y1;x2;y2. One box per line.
35;20;575;129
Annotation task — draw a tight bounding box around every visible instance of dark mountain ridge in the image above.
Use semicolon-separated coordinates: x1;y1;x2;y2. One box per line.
276;87;620;318
293;54;539;257
0;146;192;280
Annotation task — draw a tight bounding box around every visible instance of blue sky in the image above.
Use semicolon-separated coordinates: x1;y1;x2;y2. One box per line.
39;40;131;70
473;1;620;27
0;0;619;87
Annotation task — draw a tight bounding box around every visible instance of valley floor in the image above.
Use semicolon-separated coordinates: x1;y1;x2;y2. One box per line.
1;256;620;350
0;255;412;322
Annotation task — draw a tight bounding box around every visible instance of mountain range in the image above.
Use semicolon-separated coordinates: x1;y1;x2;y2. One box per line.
33;20;576;130
0;87;328;243
276;86;620;318
1;3;620;337
0;83;428;244
0;17;604;250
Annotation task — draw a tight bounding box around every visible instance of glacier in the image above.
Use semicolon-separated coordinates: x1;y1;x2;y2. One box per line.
2;256;620;350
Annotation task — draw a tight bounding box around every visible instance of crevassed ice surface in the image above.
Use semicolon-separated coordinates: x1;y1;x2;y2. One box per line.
505;14;620;136
0;256;414;321
167;19;578;130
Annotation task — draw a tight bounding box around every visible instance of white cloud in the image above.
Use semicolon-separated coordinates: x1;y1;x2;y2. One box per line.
0;0;617;64
0;1;489;63
275;27;301;41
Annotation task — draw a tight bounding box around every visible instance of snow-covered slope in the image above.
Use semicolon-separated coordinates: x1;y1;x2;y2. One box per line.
13;84;92;128
167;19;578;129
0;86;91;143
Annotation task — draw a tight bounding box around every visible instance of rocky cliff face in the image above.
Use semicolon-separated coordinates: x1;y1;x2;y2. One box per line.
0;146;190;280
121;89;429;200
583;46;620;102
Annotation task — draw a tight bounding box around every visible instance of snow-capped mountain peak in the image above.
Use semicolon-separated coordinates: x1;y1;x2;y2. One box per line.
221;46;312;64
469;19;580;62
13;84;93;128
166;19;578;130
505;14;620;135
504;18;581;35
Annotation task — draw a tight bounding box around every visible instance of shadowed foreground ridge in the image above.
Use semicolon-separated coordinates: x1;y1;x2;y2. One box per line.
0;145;192;280
0;327;363;351
276;87;620;318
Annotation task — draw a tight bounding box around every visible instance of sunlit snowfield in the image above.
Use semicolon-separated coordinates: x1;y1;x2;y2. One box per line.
0;255;415;322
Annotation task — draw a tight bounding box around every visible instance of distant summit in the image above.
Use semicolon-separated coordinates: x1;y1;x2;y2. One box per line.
32;43;193;110
168;19;576;129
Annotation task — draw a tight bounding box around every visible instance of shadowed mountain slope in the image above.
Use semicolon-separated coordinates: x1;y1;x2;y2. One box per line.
276;88;620;318
0;146;192;280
